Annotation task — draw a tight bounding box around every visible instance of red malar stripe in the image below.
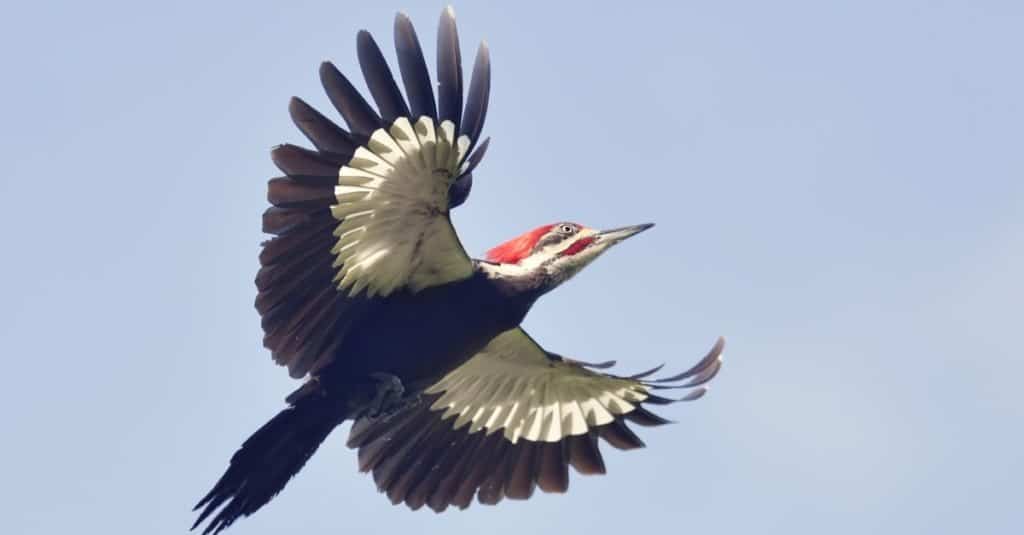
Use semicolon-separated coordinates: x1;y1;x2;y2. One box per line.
561;236;594;256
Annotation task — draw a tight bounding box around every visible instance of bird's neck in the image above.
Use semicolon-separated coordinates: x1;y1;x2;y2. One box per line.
476;260;553;300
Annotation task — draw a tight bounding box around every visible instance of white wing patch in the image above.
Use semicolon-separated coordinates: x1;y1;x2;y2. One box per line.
330;117;474;297
425;329;652;443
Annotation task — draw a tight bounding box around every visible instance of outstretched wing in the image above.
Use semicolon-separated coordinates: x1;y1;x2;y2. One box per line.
347;329;725;511
260;8;491;378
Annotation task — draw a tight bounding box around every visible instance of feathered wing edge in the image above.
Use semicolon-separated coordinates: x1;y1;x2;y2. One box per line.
194;8;496;534
346;337;725;512
257;7;490;378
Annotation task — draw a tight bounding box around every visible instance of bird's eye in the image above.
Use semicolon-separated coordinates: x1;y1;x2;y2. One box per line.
558;224;575;235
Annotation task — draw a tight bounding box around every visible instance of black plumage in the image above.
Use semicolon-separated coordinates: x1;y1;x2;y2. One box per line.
192;8;719;534
195;11;501;531
435;7;463;128
461;42;491;152
448;172;473;209
287;97;357;158
266;177;334;208
462;136;490;175
394;13;437;121
319;61;382;139
624;406;674;426
343;351;717;513
270;143;344;183
449;138;489;209
357;30;411;124
536;442;570;492
566;433;606;475
192;394;350;534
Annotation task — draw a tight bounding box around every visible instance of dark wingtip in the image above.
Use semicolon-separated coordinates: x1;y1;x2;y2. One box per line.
448;173;473;209
189;499;217;533
460;137;490;177
356;27;410;123
436;4;464;126
286;96;357;158
394;8;438;122
649;336;725;383
319;59;382;137
627;363;666;380
680;386;709;401
317;61;337;84
624;406;675;427
355;30;376;57
461;39;491;147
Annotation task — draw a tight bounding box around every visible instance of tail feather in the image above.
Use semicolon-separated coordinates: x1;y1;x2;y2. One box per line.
192;395;348;535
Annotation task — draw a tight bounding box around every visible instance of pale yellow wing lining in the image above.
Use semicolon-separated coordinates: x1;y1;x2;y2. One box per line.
425;328;724;444
330;117;474;297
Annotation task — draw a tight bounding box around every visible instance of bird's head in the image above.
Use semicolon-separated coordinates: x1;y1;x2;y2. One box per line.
484;222;654;290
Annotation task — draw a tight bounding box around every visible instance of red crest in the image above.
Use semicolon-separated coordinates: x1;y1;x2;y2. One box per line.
485;224;556;264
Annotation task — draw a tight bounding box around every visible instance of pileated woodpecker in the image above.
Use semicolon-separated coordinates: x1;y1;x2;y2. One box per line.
193;7;723;534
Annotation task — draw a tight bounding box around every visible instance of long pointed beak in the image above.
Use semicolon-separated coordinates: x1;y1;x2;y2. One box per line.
595;223;655;244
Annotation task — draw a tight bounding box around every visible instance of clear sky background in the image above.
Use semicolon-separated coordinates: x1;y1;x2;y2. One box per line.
2;1;1021;534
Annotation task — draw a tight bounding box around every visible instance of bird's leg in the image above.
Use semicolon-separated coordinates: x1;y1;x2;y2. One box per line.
367;372;403;416
356;373;420;419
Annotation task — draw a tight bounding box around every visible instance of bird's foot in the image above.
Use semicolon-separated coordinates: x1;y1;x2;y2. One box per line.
358;373;420;419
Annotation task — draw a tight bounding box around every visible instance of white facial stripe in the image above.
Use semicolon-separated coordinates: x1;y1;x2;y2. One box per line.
523;228;599;268
479;228;611;284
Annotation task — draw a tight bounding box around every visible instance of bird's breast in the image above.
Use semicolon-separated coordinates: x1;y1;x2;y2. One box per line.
325;272;534;388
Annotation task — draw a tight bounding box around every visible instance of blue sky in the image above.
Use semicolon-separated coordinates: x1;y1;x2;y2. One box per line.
1;1;1021;534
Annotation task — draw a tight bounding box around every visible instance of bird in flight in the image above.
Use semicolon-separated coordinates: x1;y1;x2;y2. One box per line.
193;7;724;534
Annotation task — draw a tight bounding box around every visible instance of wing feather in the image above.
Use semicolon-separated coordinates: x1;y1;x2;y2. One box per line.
436;7;463;128
536;442;570;493
348;330;724;510
288;97;358;158
357;30;411;124
256;9;491;378
394;13;438;121
319;61;382;139
270;144;342;185
461;42;491;152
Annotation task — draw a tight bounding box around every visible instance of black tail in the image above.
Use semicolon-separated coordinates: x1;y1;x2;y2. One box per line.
192;394;348;535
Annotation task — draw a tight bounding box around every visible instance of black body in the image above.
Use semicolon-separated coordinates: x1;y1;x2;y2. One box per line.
193;265;538;534
322;266;539;390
